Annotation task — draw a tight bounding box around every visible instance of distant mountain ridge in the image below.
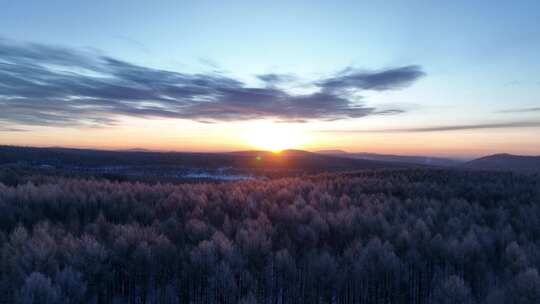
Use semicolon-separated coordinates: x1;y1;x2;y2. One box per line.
463;153;540;172
3;146;538;174
0;146;416;172
315;150;461;167
120;148;153;152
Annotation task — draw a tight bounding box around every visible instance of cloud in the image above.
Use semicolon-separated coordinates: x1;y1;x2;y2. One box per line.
257;73;296;86
0;125;26;132
318;65;425;92
319;121;540;133
0;38;424;127
497;107;540;113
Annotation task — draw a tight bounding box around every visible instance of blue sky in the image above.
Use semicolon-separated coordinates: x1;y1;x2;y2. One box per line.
1;1;539;156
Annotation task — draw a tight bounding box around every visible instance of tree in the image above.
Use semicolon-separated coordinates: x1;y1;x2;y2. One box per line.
239;292;257;304
1;168;540;303
54;267;87;304
506;268;540;304
17;272;59;304
432;275;475;304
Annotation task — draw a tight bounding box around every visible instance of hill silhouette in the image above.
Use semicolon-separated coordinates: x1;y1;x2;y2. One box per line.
464;153;540;172
0;146;415;173
316;150;460;167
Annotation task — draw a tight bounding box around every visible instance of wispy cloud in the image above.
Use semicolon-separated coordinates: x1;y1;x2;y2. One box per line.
0;125;26;132
319;121;540;133
257;73;297;86
0;38;424;128
497;107;540;113
318;65;425;92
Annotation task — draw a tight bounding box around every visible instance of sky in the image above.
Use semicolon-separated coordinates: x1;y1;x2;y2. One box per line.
1;0;539;158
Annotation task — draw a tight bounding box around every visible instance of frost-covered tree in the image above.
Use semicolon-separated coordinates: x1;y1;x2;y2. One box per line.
0;168;539;303
17;272;59;304
433;275;475;304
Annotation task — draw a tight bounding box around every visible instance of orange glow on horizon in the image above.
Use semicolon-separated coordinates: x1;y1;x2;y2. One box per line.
1;117;539;158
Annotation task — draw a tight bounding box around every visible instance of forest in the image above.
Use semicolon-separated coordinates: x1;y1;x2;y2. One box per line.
0;168;539;304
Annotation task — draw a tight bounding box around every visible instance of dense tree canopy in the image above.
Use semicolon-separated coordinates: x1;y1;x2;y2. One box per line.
0;169;539;303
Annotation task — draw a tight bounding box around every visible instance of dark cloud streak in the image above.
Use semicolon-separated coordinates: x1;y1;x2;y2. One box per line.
319;65;425;92
257;73;296;86
0;39;424;128
0;125;26;132
320;121;540;133
497;107;540;113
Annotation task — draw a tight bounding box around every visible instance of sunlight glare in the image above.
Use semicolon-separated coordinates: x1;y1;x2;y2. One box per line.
243;123;310;152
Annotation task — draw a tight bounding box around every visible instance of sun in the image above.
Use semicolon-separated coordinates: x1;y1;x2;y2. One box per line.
242;123;309;152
